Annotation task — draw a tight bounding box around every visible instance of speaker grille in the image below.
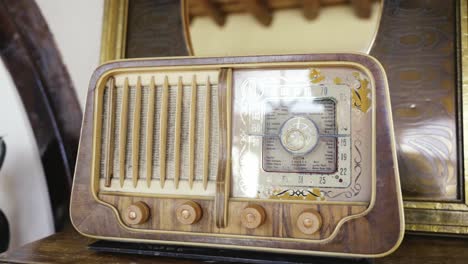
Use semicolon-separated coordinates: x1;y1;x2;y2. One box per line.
97;71;219;196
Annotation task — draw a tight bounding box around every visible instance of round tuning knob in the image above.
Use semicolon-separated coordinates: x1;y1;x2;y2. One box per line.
297;209;322;235
176;201;203;225
123;201;150;225
241;204;266;229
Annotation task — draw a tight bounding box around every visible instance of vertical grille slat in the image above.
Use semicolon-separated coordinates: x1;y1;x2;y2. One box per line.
119;77;130;187
104;78;116;187
131;77;142;188
189;75;197;189
203;76;211;190
159;76;169;188
174;77;183;189
145;77;155;188
125;84;136;185
98;71;219;196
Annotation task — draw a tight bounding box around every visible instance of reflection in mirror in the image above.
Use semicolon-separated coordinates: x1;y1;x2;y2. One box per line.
188;0;382;56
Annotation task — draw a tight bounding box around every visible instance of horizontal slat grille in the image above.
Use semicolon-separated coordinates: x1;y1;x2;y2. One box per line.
97;72;219;196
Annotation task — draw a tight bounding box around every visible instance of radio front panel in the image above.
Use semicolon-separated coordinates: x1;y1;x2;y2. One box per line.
71;54;403;257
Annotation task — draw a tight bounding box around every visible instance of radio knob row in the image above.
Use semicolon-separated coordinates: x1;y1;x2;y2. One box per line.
124;201;322;234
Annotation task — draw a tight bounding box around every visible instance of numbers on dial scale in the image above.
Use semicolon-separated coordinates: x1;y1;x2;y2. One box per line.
341;153;347;161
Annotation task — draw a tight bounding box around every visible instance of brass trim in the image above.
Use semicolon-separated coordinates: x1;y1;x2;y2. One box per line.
88;60;383;245
181;0;194;55
100;0;128;63
224;68;233;226
461;0;468;207
365;0;384;54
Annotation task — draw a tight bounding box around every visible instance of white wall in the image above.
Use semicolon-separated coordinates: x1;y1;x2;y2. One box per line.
36;0;104;108
0;0;104;251
0;60;54;251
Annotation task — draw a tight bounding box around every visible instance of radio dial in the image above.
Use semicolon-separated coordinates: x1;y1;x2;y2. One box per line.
280;117;319;155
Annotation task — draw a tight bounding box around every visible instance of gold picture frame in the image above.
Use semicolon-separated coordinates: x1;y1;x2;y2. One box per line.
99;0;468;234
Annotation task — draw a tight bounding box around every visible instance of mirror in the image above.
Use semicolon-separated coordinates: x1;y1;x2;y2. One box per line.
187;0;383;56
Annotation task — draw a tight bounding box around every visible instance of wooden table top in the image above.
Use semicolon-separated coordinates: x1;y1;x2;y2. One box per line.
1;227;468;263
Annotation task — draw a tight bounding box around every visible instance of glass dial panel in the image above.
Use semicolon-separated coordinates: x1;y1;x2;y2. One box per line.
231;67;373;203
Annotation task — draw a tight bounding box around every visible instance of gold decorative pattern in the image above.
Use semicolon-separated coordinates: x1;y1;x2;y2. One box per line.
309;68;325;83
351;72;371;113
270;188;324;201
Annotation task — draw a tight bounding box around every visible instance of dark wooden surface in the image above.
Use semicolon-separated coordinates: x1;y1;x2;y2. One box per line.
370;0;460;201
1;228;468;263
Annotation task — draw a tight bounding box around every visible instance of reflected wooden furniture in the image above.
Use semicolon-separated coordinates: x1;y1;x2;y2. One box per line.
1;227;468;263
188;0;378;26
0;0;82;231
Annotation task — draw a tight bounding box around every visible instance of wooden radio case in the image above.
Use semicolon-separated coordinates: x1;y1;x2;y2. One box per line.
70;53;404;257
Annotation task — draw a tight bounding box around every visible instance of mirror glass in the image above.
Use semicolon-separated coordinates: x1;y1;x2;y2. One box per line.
188;0;382;56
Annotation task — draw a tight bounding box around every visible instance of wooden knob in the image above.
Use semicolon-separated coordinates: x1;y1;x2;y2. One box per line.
240;204;266;229
123;201;150;225
176;201;202;225
297;209;322;235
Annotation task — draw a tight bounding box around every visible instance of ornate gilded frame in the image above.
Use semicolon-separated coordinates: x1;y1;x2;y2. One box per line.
99;0;468;234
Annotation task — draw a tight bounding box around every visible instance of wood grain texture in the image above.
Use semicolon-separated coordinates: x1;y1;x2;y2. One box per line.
98;194;365;240
70;54;403;256
370;0;459;201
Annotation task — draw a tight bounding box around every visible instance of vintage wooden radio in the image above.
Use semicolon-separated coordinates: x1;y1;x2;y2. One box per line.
70;54;404;257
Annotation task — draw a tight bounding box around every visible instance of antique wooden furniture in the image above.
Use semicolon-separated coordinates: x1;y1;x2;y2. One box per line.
188;0;378;26
70;53;404;257
0;0;82;231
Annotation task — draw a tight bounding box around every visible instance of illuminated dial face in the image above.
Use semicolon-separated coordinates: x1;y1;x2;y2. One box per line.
280;117;319;155
231;67;373;203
